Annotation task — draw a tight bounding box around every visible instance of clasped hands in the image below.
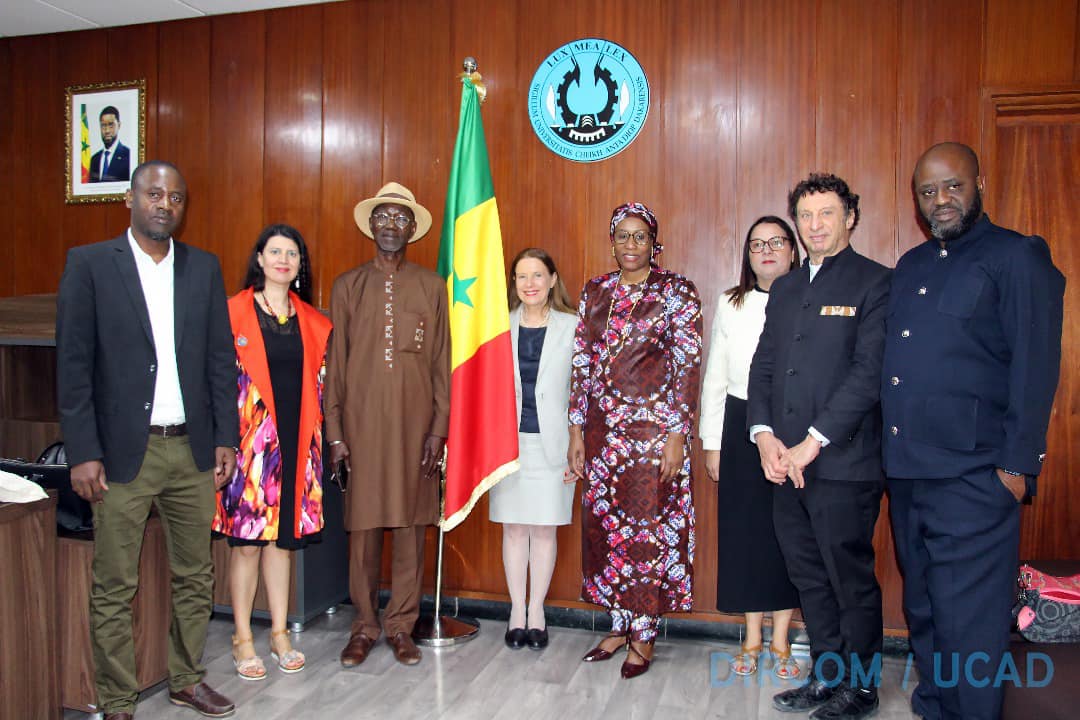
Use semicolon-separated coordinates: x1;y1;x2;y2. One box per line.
755;431;821;488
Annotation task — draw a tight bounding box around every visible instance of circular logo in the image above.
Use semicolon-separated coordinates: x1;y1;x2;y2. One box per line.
528;38;650;163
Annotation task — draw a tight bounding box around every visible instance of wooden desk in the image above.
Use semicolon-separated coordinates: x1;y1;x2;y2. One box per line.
0;492;60;720
58;517;171;713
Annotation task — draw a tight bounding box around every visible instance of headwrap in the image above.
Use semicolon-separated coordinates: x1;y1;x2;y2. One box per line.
609;201;663;264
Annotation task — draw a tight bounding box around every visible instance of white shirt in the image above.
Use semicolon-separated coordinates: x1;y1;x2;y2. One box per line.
699;289;768;451
127;229;185;425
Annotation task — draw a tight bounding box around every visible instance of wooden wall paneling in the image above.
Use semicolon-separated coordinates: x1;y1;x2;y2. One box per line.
736;0;817;241
0;41;13;296
812;0;899;267
209;13;267;294
102;25;159;239
157;19;213;258
895;0;984;255
983;91;1080;560
12;35;60;296
318;0;385;307
439;0;524;598
505;1;593;297
380;0;455;275
263;4;324;270
983;0;1078;86
56;31;110;280
661;0;740;616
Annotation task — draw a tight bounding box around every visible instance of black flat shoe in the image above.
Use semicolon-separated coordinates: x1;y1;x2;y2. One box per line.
504;627;527;650
526;628;548;650
809;687;879;720
773;678;837;713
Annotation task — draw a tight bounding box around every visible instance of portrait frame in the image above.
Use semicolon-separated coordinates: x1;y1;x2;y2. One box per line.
65;79;146;204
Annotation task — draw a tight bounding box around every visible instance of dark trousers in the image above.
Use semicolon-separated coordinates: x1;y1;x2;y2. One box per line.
889;471;1021;720
773;475;884;687
90;435;215;714
348;525;426;639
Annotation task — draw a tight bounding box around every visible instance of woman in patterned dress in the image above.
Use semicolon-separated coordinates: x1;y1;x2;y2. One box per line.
568;202;703;679
213;224;332;680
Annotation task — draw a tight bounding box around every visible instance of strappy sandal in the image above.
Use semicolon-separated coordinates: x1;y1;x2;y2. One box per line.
232;633;267;681
270;628;306;673
621;640;653;679
582;632;628;662
731;643;762;676
771;643;800;680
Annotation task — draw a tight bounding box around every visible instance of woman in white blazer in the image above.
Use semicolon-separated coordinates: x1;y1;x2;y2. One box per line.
489;248;577;651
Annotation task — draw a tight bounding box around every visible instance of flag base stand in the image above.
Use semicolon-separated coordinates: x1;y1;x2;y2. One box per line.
412;523;480;647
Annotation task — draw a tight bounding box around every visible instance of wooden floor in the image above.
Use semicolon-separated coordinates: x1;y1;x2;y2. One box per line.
67;609;917;719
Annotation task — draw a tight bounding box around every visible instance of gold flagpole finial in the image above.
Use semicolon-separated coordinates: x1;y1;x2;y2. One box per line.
459;56;487;104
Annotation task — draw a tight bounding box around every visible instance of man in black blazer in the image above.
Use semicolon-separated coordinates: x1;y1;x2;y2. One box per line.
88;105;131;182
57;161;239;720
883;143;1064;720
748;173;890;720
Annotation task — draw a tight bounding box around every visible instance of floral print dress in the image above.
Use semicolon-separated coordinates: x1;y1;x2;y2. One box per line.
570;268;703;629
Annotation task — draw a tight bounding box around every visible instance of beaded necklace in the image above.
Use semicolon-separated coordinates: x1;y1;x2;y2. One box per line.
260;291;293;326
605;273;644;359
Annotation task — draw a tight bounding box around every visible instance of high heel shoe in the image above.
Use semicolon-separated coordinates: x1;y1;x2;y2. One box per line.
620;640;653;679
582;632;628;662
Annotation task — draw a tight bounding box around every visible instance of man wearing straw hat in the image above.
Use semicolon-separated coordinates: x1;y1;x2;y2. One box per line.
325;182;450;667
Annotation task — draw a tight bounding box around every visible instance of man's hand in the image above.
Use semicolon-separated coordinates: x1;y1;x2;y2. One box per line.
755;432;789;484
330;441;351;474
213;447;237;489
659;433;686;483
70;460;108;503
420;435;446;479
704;449;721;483
996;468;1026;502
568;425;585;480
784;435;822;489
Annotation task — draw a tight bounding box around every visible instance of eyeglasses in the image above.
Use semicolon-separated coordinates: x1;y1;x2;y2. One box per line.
613;230;651;245
371;212;413;230
749;236;789;253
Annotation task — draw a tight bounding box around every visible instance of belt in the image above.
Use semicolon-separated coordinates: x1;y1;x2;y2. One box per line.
149;423;187;437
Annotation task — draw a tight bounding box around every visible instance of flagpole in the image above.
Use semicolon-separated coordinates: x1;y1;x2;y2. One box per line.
410;55;486;649
412;449;481;646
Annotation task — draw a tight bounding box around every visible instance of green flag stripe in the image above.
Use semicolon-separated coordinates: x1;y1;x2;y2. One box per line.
438;81;495;280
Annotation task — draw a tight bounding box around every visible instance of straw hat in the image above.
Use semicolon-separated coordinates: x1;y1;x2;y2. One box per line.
353;182;432;243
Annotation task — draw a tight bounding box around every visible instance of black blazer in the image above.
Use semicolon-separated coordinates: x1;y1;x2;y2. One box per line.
747;245;891;483
88;141;131;182
56;234;239;484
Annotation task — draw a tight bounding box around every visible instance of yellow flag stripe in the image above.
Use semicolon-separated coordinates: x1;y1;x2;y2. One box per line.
447;196;510;368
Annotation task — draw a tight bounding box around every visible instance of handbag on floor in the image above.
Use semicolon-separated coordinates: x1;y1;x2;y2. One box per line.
1013;564;1080;643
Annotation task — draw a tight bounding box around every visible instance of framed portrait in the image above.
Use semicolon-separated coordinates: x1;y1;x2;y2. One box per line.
65;79;146;204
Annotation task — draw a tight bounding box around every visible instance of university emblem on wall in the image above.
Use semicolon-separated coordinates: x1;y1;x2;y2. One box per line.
528;38;650;163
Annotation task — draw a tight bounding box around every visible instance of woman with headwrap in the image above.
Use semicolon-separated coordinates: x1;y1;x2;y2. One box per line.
568;202;703;679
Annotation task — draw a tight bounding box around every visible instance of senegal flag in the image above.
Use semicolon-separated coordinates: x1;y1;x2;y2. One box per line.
437;75;519;531
80;104;91;184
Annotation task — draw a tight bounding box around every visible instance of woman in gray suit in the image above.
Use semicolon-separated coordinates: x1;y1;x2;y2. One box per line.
490;248;577;651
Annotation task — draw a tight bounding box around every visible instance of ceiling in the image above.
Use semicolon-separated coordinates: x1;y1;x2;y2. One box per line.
0;0;345;38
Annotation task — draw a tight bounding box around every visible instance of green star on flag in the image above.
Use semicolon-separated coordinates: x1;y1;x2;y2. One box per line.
452;269;477;308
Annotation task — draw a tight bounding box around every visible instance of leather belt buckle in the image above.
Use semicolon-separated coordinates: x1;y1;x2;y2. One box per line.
150;423;187;437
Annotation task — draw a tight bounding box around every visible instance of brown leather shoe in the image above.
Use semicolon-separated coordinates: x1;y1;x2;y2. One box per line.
387;631;422;665
340;631;376;667
104;713;134;720
168;682;235;717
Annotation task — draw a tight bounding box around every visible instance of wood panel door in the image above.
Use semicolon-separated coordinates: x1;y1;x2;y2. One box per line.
981;88;1080;560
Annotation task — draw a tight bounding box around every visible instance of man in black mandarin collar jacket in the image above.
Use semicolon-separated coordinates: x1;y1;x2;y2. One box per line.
748;173;890;720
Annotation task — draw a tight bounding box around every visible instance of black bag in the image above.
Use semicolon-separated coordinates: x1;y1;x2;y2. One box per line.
0;441;94;534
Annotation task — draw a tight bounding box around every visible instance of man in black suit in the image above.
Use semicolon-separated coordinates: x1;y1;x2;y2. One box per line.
57;161;238;720
748;173;891;720
88;105;131;183
883;143;1064;720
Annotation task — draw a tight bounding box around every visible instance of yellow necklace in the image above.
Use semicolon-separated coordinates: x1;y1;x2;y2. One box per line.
605;274;643;359
260;291;292;326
